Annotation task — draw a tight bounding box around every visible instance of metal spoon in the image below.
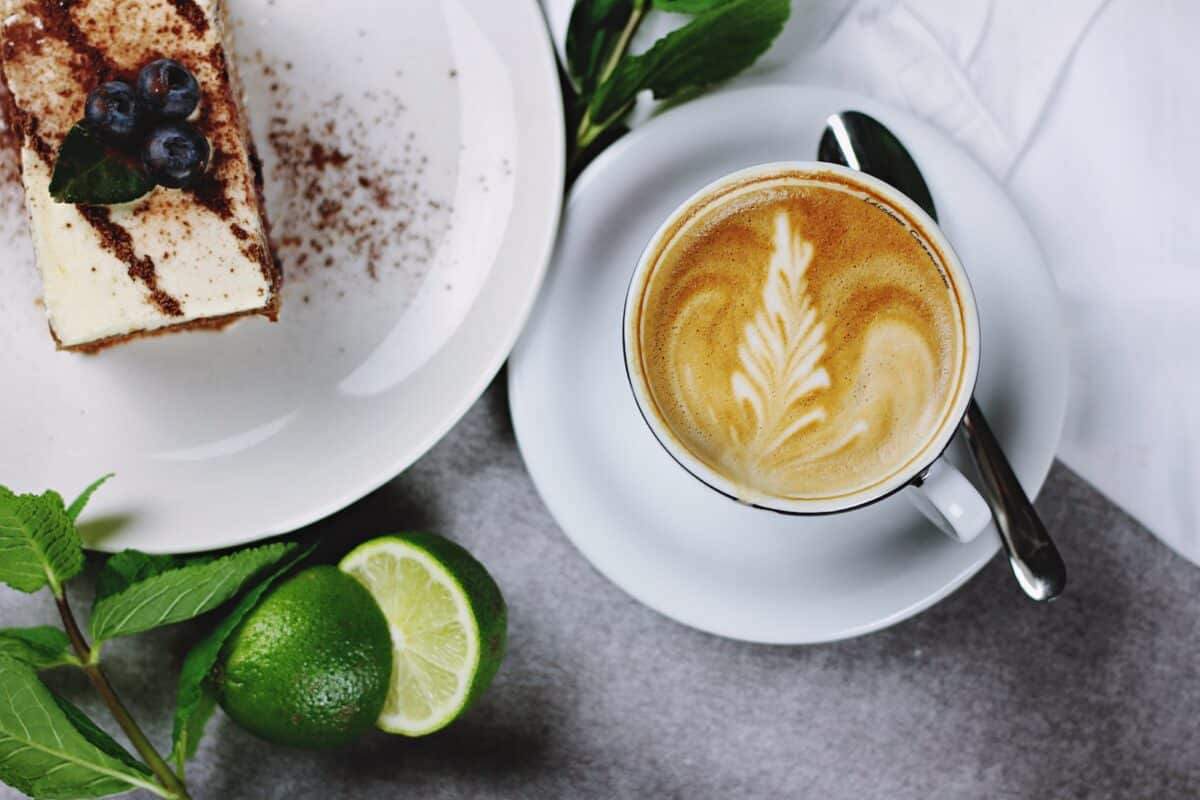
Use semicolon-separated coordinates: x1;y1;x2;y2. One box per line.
818;110;1066;601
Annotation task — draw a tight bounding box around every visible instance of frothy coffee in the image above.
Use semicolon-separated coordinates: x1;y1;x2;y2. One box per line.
630;170;969;502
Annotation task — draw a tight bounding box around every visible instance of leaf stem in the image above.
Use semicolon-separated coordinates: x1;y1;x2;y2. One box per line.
575;100;634;154
56;591;192;800
599;0;648;90
573;0;649;158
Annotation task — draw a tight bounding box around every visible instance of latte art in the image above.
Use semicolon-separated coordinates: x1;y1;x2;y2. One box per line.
632;173;968;501
722;213;867;480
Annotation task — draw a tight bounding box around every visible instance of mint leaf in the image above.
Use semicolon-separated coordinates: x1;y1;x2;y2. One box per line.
652;0;730;11
588;0;790;127
94;550;186;604
0;626;78;670
0;486;85;595
0;655;157;799
566;0;648;97
66;474;114;522
171;691;215;777
171;545;314;769
50;694;153;780
49;123;153;206
89;542;295;642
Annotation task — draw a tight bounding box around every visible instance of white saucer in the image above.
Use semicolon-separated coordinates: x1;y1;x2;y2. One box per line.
0;0;563;552
508;86;1068;644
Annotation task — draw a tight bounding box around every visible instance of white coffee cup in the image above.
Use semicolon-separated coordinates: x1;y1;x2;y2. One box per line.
623;162;991;543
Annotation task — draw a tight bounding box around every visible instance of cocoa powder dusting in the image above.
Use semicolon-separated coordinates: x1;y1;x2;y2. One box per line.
249;51;451;295
167;0;210;34
0;87;17;186
191;148;234;219
30;0;122;83
0;84;26;249
78;206;183;317
309;142;350;170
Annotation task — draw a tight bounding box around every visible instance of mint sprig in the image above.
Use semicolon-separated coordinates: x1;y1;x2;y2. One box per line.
0;486;85;595
93;549;186;603
566;0;648;98
0;626;79;670
171;544;314;773
0;476;314;800
49;123;153;206
66;474;114;522
0;656;160;799
89;543;294;643
566;0;790;173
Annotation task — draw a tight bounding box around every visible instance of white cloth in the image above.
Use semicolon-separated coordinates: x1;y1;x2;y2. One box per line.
542;0;1200;564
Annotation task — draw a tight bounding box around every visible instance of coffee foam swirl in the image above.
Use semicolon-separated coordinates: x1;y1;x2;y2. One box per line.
635;175;966;501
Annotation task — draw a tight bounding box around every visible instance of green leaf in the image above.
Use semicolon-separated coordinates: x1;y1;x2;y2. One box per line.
588;0;790;127
94;550;186;605
652;0;730;11
170;545;313;769
170;693;215;777
50;695;152;780
0;486;85;595
66;475;114;523
0;655;157;799
566;0;648;97
89;542;295;642
49;123;154;206
0;627;79;670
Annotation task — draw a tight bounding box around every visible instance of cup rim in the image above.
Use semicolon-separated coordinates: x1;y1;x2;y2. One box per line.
622;160;982;515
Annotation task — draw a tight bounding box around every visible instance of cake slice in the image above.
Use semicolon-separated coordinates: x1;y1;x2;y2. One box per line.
0;0;279;351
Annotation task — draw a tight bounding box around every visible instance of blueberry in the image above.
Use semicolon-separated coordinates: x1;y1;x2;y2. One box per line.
141;121;210;188
136;59;200;119
84;81;143;141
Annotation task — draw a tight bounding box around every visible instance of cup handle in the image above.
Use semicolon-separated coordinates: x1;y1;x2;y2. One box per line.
904;458;992;543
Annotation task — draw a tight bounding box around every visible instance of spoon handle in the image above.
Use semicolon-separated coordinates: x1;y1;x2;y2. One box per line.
960;398;1066;601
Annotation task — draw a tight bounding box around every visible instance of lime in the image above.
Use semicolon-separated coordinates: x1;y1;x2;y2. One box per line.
217;566;392;749
339;533;507;736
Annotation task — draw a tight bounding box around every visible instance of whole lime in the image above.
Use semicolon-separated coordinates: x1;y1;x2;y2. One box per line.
217;565;392;749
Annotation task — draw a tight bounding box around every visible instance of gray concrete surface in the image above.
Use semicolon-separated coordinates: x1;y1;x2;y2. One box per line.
3;375;1198;799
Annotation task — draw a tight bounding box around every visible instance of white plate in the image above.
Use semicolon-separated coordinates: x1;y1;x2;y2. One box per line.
0;0;563;553
509;86;1068;644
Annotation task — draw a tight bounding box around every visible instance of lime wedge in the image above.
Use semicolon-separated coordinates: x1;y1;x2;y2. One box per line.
339;533;507;736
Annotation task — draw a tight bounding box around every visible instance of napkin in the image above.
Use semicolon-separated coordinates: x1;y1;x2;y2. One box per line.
541;0;1200;566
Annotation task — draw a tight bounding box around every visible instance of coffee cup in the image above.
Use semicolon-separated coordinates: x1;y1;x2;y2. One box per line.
623;162;991;542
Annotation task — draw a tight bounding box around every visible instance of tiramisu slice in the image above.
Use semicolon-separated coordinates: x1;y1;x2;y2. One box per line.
0;0;279;351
